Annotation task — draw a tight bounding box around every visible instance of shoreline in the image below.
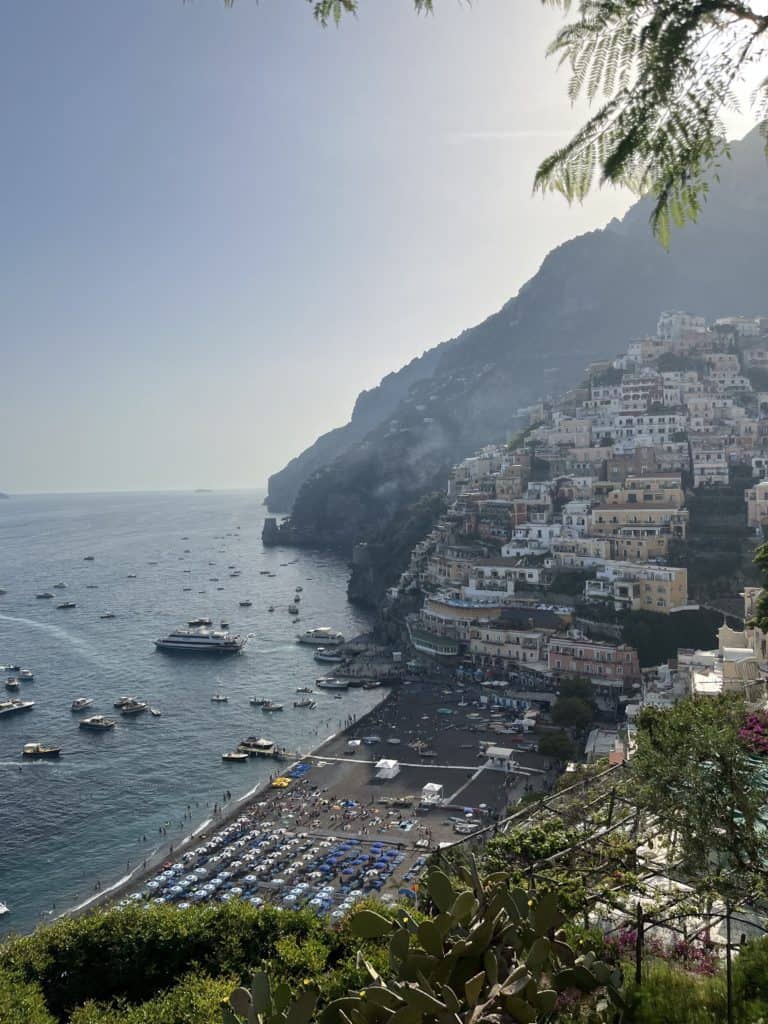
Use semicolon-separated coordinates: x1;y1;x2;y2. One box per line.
56;689;394;925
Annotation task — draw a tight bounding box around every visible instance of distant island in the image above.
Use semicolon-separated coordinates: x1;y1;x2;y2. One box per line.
194;488;213;493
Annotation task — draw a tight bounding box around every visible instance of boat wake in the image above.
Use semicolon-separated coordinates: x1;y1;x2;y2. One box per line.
0;612;105;666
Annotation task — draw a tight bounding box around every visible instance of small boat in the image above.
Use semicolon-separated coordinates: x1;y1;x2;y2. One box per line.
71;697;93;711
296;687;314;694
363;680;383;690
314;648;344;664
261;701;284;713
220;621;229;629
56;601;76;610
259;570;271;575
85;584;99;589
100;612;116;619
0;902;8;916
298;627;345;647
239;600;252;608
19;670;33;681
5;679;20;692
23;742;61;759
316;677;349;691
0;699;34;715
268;606;275;612
238;736;275;756
150;707;162;717
295;586;303;592
127;573;137;579
4;664;19;672
80;715;116;730
288;605;299;615
114;696;138;708
293;699;316;709
188;617;212;627
211;694;229;703
250;697;270;707
120;700;148;716
35;592;54;600
222;751;248;763
182;587;192;592
52;582;67;589
293;595;301;602
83;555;95;561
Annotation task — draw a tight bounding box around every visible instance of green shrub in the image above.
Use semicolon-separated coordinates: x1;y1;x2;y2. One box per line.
68;972;235;1024
623;963;727;1023
0;965;55;1024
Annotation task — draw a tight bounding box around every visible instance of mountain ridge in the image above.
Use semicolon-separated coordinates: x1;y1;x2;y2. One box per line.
265;129;768;603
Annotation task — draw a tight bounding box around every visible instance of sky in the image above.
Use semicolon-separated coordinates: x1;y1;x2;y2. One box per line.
0;1;759;493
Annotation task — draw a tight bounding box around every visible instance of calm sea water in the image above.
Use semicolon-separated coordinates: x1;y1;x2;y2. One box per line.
0;491;377;936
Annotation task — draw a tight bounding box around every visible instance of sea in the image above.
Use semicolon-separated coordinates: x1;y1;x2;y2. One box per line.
0;490;380;937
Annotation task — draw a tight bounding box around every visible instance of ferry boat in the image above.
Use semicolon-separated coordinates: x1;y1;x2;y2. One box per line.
314;647;344;664
297;627;345;647
120;700;148;716
56;601;76;610
36;592;54;599
222;750;248;763
155;628;246;654
293;699;316;709
71;697;94;712
261;701;283;712
315;677;349;691
79;715;116;730
23;742;61;759
0;699;34;716
19;669;33;681
237;736;275;757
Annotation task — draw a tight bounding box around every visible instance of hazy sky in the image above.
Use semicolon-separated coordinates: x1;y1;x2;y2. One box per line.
0;1;757;493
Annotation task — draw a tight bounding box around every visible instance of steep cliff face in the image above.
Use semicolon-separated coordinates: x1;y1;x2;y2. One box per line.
265;130;768;602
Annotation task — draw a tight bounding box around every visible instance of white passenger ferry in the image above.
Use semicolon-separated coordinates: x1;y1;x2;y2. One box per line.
155;627;246;654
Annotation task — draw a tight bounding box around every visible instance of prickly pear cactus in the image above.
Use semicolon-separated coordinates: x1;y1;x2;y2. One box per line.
223;971;317;1024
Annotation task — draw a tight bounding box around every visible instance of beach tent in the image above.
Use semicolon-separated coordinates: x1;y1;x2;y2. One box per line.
375;758;400;780
420;783;444;807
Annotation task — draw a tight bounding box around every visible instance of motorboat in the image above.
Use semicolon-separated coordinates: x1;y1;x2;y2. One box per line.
155;628;246;654
288;605;299;615
293;595;301;602
293;699;316;709
127;573;137;579
261;701;284;713
79;715;116;730
71;697;93;712
0;903;8;916
295;586;303;592
237;736;275;757
363;680;383;690
5;679;20;692
250;697;270;707
114;696;137;708
297;628;345;647
35;592;54;599
83;555;95;561
239;600;252;608
222;751;248;763
188;617;212;627
211;694;229;703
56;601;76;609
315;677;349;691
150;707;162;717
100;612;116;619
52;582;67;589
295;687;314;694
220;621;229;629
19;669;33;681
314;648;344;664
120;700;148;716
0;699;34;715
268;606;275;612
23;742;61;759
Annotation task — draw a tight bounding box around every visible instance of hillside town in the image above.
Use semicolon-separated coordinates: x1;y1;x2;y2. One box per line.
387;310;768;762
